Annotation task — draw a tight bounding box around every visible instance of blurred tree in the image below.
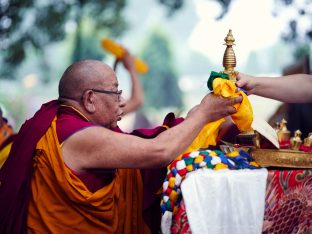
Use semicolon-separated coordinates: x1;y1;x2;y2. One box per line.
0;95;27;130
140;29;183;112
159;0;312;43
159;0;232;19
0;0;127;79
272;0;312;44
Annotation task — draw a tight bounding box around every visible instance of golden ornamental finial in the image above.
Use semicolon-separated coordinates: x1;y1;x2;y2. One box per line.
222;29;237;82
290;129;302;151
304;132;312;147
277;118;290;142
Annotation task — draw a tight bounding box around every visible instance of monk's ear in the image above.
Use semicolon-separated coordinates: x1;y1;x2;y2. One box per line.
82;90;96;112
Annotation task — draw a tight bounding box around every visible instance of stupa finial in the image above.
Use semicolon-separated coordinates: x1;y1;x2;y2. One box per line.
223;29;237;82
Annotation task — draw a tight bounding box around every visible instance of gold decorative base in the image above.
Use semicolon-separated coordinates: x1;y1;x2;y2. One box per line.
251;149;312;168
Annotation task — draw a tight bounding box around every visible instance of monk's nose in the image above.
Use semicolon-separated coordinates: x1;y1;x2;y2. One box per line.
119;96;126;108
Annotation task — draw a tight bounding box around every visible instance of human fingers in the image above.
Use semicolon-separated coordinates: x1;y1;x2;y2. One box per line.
207;96;237;120
235;87;247;95
230;96;243;105
236;72;251;86
236;74;257;93
223;96;242;115
216;96;242;116
235;78;247;88
204;95;244;121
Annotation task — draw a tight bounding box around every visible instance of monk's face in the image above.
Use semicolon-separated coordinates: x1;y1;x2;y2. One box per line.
93;69;124;128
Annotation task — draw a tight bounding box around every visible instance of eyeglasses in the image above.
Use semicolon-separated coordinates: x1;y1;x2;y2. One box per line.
91;89;122;101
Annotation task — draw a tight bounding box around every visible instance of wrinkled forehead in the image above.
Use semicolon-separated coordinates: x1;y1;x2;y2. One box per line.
88;61;117;87
100;66;119;89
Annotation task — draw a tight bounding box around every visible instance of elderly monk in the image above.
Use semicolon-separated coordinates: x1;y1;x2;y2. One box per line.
0;55;242;233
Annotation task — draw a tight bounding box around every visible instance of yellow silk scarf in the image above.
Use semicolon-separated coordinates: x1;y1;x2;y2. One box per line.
177;78;253;159
27;117;150;234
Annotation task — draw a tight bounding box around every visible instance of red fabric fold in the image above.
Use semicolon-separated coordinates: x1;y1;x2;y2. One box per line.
0;100;60;234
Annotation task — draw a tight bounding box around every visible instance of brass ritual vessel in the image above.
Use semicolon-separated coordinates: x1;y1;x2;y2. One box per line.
222;29;237;82
290;130;302;151
274;122;280;134
277;118;290;142
251;120;312;168
252;131;261;149
304;133;312;147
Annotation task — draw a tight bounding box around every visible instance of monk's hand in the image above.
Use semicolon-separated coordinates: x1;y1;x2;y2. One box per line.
236;72;256;95
199;94;242;122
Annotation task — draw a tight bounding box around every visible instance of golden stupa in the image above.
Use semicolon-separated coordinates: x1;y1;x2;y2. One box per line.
222;29;237;82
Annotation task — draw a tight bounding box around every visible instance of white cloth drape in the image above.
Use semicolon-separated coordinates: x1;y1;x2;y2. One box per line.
181;168;268;234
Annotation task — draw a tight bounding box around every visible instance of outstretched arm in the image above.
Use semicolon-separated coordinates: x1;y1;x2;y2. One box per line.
236;73;312;103
120;52;144;115
63;94;243;171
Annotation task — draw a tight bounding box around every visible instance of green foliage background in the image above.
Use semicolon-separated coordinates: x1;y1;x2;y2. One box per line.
140;29;183;112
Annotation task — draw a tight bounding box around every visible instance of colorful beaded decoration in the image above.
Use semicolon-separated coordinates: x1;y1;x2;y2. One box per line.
160;149;259;216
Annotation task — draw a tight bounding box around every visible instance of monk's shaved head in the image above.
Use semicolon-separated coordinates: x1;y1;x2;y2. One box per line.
58;60;115;100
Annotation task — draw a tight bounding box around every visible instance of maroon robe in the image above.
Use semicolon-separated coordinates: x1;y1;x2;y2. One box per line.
0;100;60;234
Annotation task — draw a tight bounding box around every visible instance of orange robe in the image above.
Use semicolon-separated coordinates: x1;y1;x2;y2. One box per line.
27;117;150;234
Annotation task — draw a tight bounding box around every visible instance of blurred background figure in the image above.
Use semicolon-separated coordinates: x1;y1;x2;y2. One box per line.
0;107;15;168
116;51;153;130
0;107;13;146
114;51;144;116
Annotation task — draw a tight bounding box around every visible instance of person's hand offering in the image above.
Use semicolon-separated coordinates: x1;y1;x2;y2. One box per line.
236;72;256;95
